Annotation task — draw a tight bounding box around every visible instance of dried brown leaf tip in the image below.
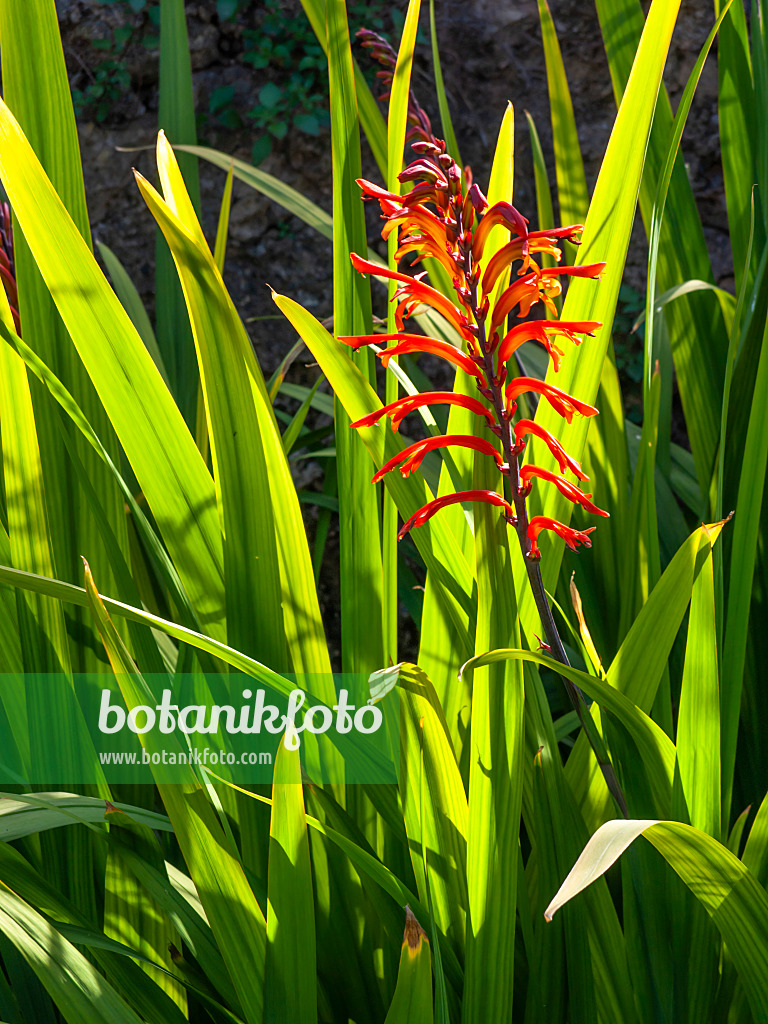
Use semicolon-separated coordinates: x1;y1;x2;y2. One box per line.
403;904;428;955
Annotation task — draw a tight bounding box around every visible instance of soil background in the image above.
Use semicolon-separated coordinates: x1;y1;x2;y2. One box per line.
56;0;730;366
52;0;730;661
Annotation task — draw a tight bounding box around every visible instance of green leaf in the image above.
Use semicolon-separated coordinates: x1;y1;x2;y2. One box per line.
0;98;227;640
676;540;720;838
721;313;768;824
84;563;268;1024
428;0;461;166
298;0;388;175
326;0;383;674
259;82;283;109
265;736;316;1024
396;665;467;952
138;135;286;667
0;884;145;1024
157;0;201;426
97;241;168;385
384;909;434;1024
536;0;589;226
546;820;768;1024
514;0;684;642
596;0;729;506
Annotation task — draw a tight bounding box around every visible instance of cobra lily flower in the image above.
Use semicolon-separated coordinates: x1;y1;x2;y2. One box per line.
398;490;514;540
528;516;596;557
373;434;504;483
341;41;607;565
350;392;497;432
352;27;626;815
349;254;473;338
520;465;609;517
337;333;486;381
505;377;599;421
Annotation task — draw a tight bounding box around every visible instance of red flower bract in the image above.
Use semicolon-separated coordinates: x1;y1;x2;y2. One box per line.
398;490;514;540
373;434;504;483
349;392;497;432
504;377;599;421
520;465;609;518
527;516;596;557
513;419;587;480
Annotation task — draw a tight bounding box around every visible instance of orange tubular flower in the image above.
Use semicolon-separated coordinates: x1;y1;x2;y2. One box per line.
504;377;599;421
527;516;596;557
487;273;546;340
337;333;486;382
349;254;472;338
350;392;497;432
520;465;609;517
372;434;504;483
513;419;587;480
398;490;514;540
496;320;601;369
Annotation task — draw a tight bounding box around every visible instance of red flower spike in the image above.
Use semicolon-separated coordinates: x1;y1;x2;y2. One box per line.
520;466;609;517
350;392;496;431
504;377;599;421
398;490;514;540
471;202;530;259
513;419;588;481
528;516;596;557
372;434;504;483
338;333;487;383
496;320;601;368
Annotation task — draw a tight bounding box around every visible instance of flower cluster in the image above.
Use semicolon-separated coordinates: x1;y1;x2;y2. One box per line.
342;32;607;562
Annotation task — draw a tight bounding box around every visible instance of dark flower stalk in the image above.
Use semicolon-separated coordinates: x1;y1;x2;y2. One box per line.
345;31;627;816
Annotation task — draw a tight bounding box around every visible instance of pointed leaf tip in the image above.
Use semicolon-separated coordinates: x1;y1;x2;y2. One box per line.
403;905;427;953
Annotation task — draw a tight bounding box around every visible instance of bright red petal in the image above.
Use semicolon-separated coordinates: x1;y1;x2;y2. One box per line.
504;377;599;421
398;489;514;540
349;391;496;431
527;515;596;556
513;419;587;480
520;466;609;517
373;434;503;482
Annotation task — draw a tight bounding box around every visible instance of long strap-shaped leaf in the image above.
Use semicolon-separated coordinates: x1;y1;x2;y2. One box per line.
327;0;384;675
265;736;316;1024
138;136;286;668
0;98;226;639
0;0;128;636
84;564;267;1024
513;0;682;642
299;0;388;175
145;134;335;685
156;0;201;426
595;0;729;505
545;820;768;1024
0;882;147;1024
